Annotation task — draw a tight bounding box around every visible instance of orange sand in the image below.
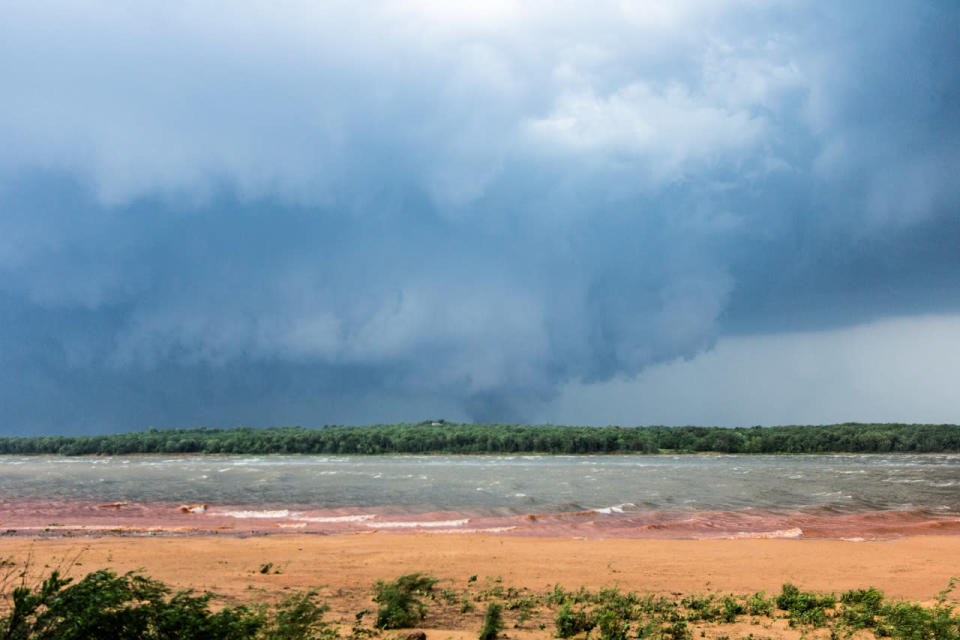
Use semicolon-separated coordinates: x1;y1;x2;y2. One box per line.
2;534;957;606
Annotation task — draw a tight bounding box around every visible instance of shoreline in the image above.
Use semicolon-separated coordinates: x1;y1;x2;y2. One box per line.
3;499;960;540
0;499;960;542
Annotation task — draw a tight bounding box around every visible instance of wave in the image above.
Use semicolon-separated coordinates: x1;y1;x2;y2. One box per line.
422;526;518;535
2;498;960;541
366;519;470;529
294;514;376;523
727;528;804;539
219;509;292;519
593;503;637;515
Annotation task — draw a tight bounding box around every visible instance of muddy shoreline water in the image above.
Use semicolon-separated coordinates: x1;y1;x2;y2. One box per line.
3;500;960;540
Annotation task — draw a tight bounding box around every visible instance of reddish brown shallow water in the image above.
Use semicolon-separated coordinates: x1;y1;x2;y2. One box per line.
3;500;960;540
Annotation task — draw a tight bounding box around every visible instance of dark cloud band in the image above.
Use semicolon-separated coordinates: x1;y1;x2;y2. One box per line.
0;1;957;432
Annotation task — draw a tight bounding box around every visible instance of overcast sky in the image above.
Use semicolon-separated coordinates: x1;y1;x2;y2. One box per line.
1;1;958;434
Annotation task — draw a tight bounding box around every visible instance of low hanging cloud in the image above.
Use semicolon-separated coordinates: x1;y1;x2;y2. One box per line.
0;1;958;432
544;314;960;427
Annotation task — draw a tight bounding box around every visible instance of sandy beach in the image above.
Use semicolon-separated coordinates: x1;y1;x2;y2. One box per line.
1;531;957;640
3;534;957;605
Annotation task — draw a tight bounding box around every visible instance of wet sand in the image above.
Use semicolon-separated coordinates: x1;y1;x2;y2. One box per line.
3;534;957;606
3;499;960;539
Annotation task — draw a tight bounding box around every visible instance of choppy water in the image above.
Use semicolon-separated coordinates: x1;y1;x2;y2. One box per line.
1;454;958;539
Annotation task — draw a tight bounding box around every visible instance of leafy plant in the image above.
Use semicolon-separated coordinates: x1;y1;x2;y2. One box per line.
719;595;744;623
746;592;772;617
373;573;438;629
681;594;718;621
478;602;504;640
838;586;885;631
663;620;691;640
0;566;337;640
349;609;375;640
554;602;593;638
0;568;262;640
775;583;835;627
261;590;336;640
595;608;630;640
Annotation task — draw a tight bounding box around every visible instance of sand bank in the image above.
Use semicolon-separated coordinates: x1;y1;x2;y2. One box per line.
2;534;957;606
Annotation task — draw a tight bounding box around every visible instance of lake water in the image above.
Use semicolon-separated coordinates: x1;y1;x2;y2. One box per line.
1;454;958;539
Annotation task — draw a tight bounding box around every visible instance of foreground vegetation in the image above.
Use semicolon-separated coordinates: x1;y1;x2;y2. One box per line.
1;564;958;639
1;422;958;456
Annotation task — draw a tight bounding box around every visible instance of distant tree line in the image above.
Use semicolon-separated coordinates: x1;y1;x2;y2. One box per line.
0;421;958;456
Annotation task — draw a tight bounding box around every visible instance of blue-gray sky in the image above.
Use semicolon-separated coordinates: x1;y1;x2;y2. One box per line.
1;1;958;434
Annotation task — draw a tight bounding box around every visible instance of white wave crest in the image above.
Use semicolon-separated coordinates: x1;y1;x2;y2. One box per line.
728;527;803;539
219;510;292;519
366;519;470;528
593;503;635;514
294;514;376;523
424;526;517;534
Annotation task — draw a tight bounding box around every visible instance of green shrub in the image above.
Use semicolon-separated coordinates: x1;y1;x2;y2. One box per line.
0;569;261;640
838;586;885;630
840;586;884;609
681;594;719;621
350;609;374;640
478;585;503;600
719;596;744;623
373;573;439;629
636;595;677;616
478;602;504;640
746;592;772;617
262;590;336;640
594;587;638;619
554;602;593;638
874;601;960;640
633;620;659;639
775;583;834;627
595;609;630;640
0;567;334;640
662;620;691;640
548;585;571;607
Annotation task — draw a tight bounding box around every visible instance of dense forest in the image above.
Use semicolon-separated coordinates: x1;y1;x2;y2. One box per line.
0;421;958;456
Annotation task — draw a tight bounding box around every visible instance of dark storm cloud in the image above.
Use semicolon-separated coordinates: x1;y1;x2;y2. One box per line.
0;1;958;433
